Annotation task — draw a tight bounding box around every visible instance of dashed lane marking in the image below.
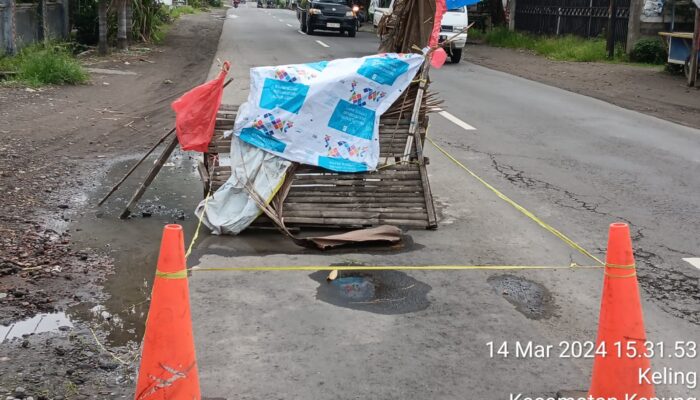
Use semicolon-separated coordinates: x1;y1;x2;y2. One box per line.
316;40;330;48
683;258;700;270
286;23;293;27
439;111;476;131
298;29;306;35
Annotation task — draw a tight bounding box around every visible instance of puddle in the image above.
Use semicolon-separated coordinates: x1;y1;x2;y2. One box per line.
488;274;555;320
1;312;73;343
67;150;202;346
310;268;431;314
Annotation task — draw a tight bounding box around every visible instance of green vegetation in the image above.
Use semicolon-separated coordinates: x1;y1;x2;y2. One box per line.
0;43;88;86
476;27;640;63
169;5;197;19
467;28;485;41
629;38;666;64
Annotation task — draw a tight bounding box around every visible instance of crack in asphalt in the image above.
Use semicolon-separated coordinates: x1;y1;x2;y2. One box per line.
443;140;700;325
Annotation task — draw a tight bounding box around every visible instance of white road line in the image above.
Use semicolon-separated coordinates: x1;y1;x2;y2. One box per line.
438;111;476;131
297;29;306;35
286;23;293;27
682;258;700;270
315;40;330;48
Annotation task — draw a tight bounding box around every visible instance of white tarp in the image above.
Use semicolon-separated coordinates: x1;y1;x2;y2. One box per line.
229;53;424;172
195;136;291;235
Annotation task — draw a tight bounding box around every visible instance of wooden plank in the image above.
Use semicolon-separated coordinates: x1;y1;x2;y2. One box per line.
219;104;239;111
288;186;423;193
281;217;429;227
284;196;424;203
283;210;427;220
284;204;426;211
290;180;423;187
119;136;179;219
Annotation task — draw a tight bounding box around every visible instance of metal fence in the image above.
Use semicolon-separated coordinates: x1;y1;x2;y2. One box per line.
514;0;630;49
1;0;70;55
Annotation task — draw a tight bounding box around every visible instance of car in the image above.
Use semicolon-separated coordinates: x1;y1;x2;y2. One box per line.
370;0;393;28
439;6;469;63
298;0;358;36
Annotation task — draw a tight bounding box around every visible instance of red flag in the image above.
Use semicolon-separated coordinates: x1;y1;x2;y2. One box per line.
429;0;447;48
429;0;448;69
171;61;230;152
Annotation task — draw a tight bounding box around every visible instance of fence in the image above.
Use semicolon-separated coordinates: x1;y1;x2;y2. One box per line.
514;0;630;49
1;0;70;55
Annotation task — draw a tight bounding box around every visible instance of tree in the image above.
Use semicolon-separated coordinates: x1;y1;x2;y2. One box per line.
117;0;128;50
98;0;108;55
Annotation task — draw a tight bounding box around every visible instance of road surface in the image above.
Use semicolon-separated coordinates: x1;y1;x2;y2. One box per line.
190;5;700;399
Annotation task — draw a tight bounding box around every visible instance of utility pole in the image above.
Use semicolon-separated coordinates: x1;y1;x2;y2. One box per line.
508;0;516;31
688;6;699;87
606;0;617;58
626;0;642;54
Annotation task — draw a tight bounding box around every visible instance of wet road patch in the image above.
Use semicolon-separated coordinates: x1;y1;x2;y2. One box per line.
488;274;555;320
310;269;431;314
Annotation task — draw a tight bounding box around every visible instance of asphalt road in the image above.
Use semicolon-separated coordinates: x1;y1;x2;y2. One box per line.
191;5;700;399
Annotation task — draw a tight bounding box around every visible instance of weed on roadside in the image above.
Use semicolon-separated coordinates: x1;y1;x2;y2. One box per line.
480;27;652;64
0;43;88;86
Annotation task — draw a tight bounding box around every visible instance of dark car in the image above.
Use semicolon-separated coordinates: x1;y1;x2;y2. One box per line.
297;0;357;37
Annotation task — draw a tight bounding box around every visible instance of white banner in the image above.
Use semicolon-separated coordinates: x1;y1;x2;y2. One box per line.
230;53;424;172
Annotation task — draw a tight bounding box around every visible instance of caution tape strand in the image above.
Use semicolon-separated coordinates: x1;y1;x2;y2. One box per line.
189;265;602;272
426;137;605;266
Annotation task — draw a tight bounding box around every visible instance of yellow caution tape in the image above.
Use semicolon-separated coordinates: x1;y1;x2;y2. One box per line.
426;137;605;266
156;269;188;279
190;264;602;272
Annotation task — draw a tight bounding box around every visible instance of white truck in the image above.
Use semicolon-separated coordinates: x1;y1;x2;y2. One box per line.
371;1;468;63
438;6;469;63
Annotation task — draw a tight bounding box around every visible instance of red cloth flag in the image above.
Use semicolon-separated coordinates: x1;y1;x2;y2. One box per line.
429;0;448;68
171;62;231;152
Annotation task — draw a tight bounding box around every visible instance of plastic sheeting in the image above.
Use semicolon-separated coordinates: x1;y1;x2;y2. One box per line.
195;136;291;235
229;53;424;172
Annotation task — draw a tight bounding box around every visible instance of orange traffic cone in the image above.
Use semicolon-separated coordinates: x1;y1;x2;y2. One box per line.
588;222;655;398
134;224;200;400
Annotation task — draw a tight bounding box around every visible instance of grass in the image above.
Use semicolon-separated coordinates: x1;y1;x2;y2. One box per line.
478;27;629;63
169;5;197;19
0;43;88;86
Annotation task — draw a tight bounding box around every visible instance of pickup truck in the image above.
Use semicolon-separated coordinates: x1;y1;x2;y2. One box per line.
297;0;358;37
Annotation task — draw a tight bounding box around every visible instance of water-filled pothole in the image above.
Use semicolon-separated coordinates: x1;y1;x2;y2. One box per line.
0;312;73;343
488;274;555;320
310;269;431;314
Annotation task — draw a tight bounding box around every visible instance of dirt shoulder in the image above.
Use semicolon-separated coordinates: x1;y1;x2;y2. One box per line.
465;43;700;129
0;9;225;398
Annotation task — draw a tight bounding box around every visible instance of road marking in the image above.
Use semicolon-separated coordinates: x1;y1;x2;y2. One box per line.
438;111;476;131
316;40;330;48
286;23;293;27
298;29;306;35
683;258;700;270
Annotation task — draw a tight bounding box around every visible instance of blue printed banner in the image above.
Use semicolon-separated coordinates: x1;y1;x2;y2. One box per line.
306;61;329;71
317;156;368;172
239;128;287;153
233;54;424;171
259;78;309;114
328;100;375;140
357;57;410;86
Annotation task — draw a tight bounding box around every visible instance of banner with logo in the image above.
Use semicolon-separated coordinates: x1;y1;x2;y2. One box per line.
229;53;424;172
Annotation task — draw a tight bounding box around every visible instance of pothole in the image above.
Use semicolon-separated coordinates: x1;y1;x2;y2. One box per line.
488;274;555;320
310;269;431;315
